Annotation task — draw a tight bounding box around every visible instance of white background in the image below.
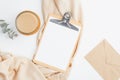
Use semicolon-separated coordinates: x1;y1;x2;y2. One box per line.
0;0;120;80
0;0;43;58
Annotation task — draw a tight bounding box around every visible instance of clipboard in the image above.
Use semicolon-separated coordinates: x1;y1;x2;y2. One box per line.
33;12;82;72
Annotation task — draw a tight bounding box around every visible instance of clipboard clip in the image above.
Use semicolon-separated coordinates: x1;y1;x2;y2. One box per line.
50;12;79;31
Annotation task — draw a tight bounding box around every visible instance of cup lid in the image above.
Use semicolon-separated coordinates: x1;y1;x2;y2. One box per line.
16;11;40;35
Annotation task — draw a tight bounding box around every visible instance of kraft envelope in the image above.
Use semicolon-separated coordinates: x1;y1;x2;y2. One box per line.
86;40;120;80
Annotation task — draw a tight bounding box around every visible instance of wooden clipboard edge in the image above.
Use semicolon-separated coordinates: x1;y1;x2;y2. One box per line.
33;14;83;73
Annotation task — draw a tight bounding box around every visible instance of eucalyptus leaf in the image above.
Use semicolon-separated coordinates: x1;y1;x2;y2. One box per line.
0;20;18;39
0;23;9;28
0;20;4;21
2;28;10;33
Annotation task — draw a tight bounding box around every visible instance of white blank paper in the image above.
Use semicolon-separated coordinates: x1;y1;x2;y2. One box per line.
35;16;81;71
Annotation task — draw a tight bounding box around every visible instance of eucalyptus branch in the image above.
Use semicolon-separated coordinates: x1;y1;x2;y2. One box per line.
0;20;4;22
0;20;18;39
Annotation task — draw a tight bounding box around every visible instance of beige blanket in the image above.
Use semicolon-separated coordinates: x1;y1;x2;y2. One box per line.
42;0;82;24
0;52;66;80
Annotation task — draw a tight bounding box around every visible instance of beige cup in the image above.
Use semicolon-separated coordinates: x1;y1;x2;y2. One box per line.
16;11;40;35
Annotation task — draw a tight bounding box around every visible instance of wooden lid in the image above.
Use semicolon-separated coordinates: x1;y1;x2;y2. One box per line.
16;11;40;35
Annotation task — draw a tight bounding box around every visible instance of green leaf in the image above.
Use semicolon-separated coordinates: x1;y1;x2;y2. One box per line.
0;23;9;28
0;20;18;39
0;20;5;22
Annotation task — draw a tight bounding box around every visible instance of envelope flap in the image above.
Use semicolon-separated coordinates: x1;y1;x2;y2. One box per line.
105;40;120;66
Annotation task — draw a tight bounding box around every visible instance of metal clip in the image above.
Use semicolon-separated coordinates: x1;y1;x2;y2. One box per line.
50;12;79;31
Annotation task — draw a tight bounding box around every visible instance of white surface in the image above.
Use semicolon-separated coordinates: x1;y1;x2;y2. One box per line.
68;0;120;80
0;0;42;58
0;0;120;80
35;16;81;71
